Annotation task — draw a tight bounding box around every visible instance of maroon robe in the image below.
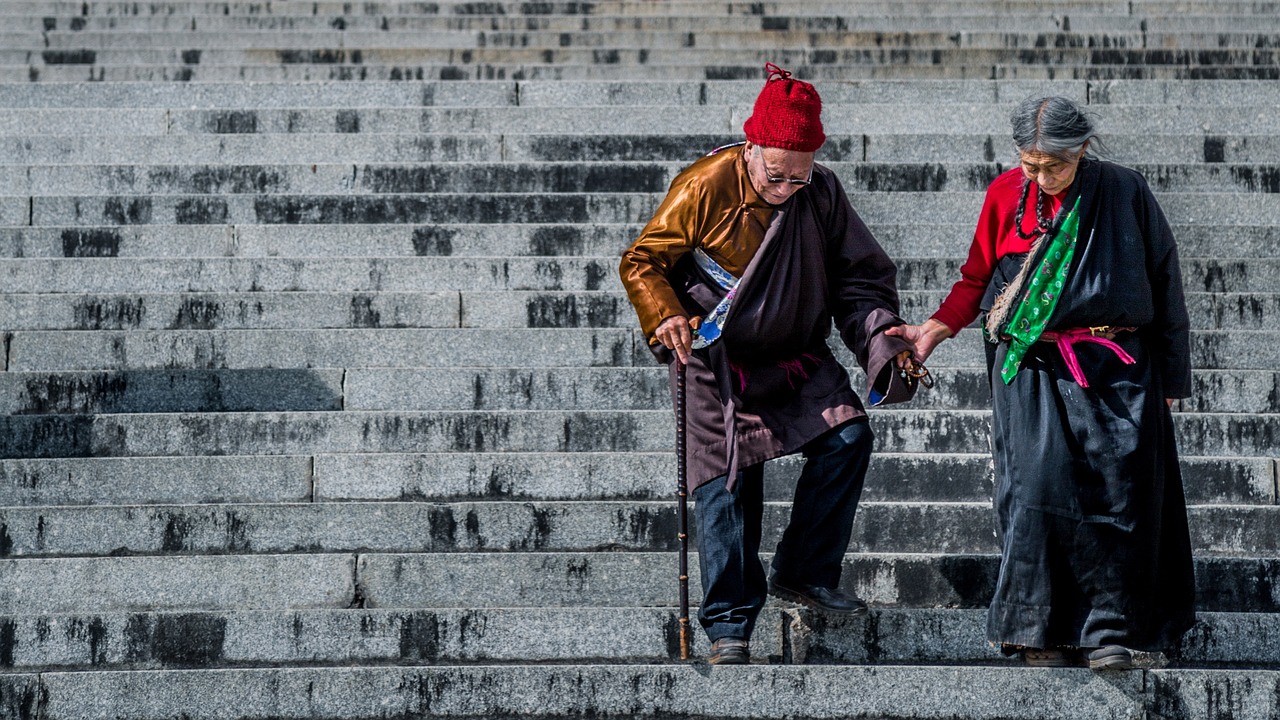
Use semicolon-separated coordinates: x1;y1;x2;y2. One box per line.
620;146;912;490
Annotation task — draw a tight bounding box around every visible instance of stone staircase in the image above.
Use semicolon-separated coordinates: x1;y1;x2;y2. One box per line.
0;1;1278;717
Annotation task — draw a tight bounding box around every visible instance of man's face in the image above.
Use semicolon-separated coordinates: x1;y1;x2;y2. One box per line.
744;142;815;205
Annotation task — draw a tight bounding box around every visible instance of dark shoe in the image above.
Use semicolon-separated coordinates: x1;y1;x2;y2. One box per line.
768;577;868;616
1087;645;1134;671
1022;647;1082;668
708;637;749;665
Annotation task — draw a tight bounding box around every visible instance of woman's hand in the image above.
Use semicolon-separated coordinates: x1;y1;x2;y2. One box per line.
885;318;954;363
656;315;694;365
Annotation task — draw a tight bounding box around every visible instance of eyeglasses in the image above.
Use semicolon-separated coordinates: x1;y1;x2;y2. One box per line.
754;146;813;187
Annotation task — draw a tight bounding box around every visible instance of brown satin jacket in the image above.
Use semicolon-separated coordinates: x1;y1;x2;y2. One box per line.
619;145;775;343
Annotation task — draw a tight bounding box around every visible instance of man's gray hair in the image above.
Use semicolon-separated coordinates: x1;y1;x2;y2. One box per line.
1010;95;1104;160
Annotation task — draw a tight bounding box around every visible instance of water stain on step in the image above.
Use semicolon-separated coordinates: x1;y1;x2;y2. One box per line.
42;49;96;65
19;373;127;414
525;295;620;328
349;295;382;328
399;611;441;662
60;617;111;667
124;613;227;668
61;229;121;257
427;505;459;549
528;226;584;256
411;227;454;256
169;298;224;330
102;198;153;225
206;111;259;134
72;297;145;330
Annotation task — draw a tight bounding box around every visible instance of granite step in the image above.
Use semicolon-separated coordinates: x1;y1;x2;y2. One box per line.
25;664;1280;720
3;223;1273;259
5;133;1280;165
55;286;1273;335
7;325;1278;371
0;79;1275;109
9;11;1280;34
15;192;1280;227
6;161;1280;195
18;62;1279;83
0;500;1273;558
0;607;1273;672
4;665;1277;720
6;29;1280;51
4;258;1274;294
7;365;1274;415
8;104;1280;137
2;452;1268;508
0;551;1276;614
8;46;1280;68
354;551;1280;612
1;409;1277;458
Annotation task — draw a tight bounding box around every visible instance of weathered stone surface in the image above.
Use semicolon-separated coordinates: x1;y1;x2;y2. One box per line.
0;292;460;331
0;554;355;614
0;370;345;414
35;664;1153;720
7;328;633;371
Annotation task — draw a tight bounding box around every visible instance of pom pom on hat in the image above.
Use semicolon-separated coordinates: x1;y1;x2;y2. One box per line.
742;63;825;153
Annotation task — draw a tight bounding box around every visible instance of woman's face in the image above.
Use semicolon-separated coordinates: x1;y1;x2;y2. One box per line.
1019;146;1086;197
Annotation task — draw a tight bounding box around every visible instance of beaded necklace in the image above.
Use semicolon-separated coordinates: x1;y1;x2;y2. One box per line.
1014;178;1059;240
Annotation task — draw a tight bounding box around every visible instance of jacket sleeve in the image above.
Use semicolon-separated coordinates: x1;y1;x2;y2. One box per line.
820;172;911;373
1141;178;1193;398
619;172;705;342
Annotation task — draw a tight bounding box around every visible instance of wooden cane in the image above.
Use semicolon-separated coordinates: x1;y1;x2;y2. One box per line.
675;358;692;660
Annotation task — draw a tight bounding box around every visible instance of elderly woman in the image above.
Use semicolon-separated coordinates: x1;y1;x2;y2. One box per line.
889;96;1195;670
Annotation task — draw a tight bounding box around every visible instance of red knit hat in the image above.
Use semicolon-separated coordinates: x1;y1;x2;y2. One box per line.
743;63;825;152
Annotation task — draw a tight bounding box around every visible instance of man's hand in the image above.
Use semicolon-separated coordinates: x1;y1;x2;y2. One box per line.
884;318;953;364
656;315;694;365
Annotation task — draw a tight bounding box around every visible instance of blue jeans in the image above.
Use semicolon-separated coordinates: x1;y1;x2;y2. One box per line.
692;418;873;642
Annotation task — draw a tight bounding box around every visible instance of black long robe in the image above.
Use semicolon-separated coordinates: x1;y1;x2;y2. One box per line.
985;159;1196;651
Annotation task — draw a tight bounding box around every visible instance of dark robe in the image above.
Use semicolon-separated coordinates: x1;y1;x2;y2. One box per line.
668;166;909;490
984;159;1196;651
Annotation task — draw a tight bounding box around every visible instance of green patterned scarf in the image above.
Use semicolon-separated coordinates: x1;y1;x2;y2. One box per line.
998;198;1081;384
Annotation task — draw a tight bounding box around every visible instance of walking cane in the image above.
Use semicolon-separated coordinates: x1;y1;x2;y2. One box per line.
675;359;692;660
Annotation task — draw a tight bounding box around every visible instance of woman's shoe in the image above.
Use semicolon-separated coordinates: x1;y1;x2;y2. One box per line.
1086;645;1134;671
1021;647;1081;667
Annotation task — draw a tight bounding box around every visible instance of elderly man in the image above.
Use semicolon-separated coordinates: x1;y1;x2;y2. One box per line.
619;64;917;664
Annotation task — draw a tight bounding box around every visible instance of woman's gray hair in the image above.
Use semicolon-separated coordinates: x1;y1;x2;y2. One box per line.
1010;95;1105;160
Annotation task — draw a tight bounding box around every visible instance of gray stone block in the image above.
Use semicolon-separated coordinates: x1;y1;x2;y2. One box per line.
7;328;633;371
0;554;355;613
344;367;668;411
0;500;999;557
7;160;1280;196
0;292;460;331
0;195;30;226
1148;670;1280;720
0;226;236;259
0;674;41;720
0;410;675;458
0;370;346;414
1092;79;1280;106
0;607;743;670
34;664;1156;720
0;109;167;136
0;81;515;109
0;134;505;166
0;257;620;293
356;551;1280;612
0;456;312;507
